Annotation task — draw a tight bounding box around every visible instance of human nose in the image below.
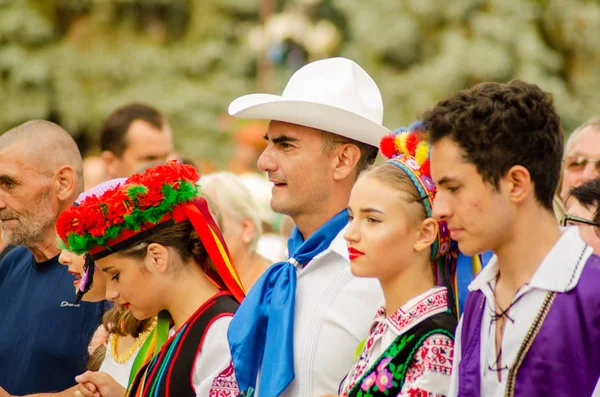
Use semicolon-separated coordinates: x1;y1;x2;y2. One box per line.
58;251;70;266
343;216;359;244
432;193;452;220
257;146;278;173
105;283;119;301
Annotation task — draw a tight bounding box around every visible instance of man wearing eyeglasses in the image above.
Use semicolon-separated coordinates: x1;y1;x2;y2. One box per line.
563;178;600;255
559;116;600;200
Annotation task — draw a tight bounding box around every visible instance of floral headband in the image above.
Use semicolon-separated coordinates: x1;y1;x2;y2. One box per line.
379;120;452;260
57;161;245;303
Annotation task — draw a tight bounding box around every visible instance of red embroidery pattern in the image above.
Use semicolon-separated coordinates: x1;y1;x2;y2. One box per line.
209;361;240;397
403;387;439;396
387;289;448;334
403;334;454;386
341;289;450;396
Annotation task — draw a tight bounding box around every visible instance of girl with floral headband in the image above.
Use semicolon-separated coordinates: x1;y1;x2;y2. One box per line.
57;161;245;397
332;122;459;397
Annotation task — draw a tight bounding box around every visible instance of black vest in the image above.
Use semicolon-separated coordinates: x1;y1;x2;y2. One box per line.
347;311;457;397
127;293;239;397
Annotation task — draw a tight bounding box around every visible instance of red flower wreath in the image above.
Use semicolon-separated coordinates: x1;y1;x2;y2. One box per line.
57;161;200;255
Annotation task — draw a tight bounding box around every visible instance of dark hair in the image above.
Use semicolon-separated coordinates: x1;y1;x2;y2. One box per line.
423;80;563;211
320;131;378;176
116;220;213;276
569;178;600;228
100;103;165;157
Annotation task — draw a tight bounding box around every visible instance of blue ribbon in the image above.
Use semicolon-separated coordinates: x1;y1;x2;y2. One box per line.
227;209;349;397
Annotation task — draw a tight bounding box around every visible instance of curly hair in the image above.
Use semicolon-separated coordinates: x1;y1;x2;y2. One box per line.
422;80;563;211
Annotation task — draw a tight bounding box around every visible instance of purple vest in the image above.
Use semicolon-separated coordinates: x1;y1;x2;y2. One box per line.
458;254;600;397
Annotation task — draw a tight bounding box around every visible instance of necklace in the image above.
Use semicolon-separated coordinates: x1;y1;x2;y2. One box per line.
109;318;157;365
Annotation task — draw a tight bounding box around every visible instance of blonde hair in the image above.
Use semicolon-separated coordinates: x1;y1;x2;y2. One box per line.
363;162;427;225
200;172;263;252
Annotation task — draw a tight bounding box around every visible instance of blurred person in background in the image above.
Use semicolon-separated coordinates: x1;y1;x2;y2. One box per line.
201;171;272;290
100;103;173;179
0;121;105;395
238;172;288;263
564;178;600;255
558;116;600;201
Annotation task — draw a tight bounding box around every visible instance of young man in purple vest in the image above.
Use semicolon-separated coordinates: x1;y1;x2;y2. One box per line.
424;80;600;397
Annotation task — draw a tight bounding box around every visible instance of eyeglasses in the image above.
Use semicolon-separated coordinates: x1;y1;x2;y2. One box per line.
564;155;600;173
561;214;600;228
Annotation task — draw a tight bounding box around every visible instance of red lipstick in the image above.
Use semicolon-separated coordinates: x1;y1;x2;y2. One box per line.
348;247;365;261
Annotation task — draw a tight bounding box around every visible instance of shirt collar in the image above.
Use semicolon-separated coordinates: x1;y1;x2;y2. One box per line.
469;227;593;293
376;286;449;335
294;226;348;271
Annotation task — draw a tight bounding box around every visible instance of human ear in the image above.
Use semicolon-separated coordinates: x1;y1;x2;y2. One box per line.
332;144;361;181
146;243;170;274
414;218;438;252
55;165;77;201
505;165;531;204
240;219;255;246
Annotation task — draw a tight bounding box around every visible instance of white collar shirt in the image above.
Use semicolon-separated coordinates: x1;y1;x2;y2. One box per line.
448;227;595;397
276;227;384;397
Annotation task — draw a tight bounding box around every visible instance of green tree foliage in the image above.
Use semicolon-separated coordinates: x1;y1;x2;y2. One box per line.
0;0;598;164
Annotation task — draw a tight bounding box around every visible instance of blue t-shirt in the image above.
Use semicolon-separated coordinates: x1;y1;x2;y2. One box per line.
0;246;107;394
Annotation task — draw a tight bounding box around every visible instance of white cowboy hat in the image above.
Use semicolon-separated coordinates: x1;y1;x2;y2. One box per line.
228;57;391;147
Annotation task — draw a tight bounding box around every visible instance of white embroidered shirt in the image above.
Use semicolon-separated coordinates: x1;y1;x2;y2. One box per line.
340;286;454;397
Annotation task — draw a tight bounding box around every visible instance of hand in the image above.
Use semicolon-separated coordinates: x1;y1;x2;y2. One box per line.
74;372;126;397
0;386;12;397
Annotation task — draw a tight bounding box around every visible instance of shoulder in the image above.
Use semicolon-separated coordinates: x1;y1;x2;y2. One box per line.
0;246;30;268
403;333;454;395
192;316;239;396
572;253;600;301
0;246;31;283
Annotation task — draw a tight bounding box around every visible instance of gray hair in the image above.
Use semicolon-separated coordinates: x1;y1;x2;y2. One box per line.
0;120;84;194
565;116;600;157
200;172;263;253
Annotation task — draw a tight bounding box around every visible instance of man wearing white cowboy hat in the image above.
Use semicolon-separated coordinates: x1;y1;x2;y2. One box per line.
227;57;388;397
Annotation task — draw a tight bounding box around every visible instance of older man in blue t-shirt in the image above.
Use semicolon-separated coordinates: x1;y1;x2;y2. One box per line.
0;120;105;395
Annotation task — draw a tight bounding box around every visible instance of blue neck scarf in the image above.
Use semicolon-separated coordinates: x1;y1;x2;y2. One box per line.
228;209;349;397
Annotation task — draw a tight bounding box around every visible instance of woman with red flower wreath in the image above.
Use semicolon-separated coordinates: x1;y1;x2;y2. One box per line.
324;122;458;397
57;161;246;397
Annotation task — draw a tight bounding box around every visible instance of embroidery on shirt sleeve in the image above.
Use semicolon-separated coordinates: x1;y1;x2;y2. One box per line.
209;361;240;397
402;387;441;396
402;334;454;392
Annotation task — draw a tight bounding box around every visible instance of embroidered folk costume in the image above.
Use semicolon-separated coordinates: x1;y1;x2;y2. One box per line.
340;122;458;397
57;161;246;397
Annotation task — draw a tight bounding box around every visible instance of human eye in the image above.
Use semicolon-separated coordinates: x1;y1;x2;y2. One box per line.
566;156;587;170
111;273;120;281
348;214;354;222
448;186;460;193
366;216;381;224
0;179;15;189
